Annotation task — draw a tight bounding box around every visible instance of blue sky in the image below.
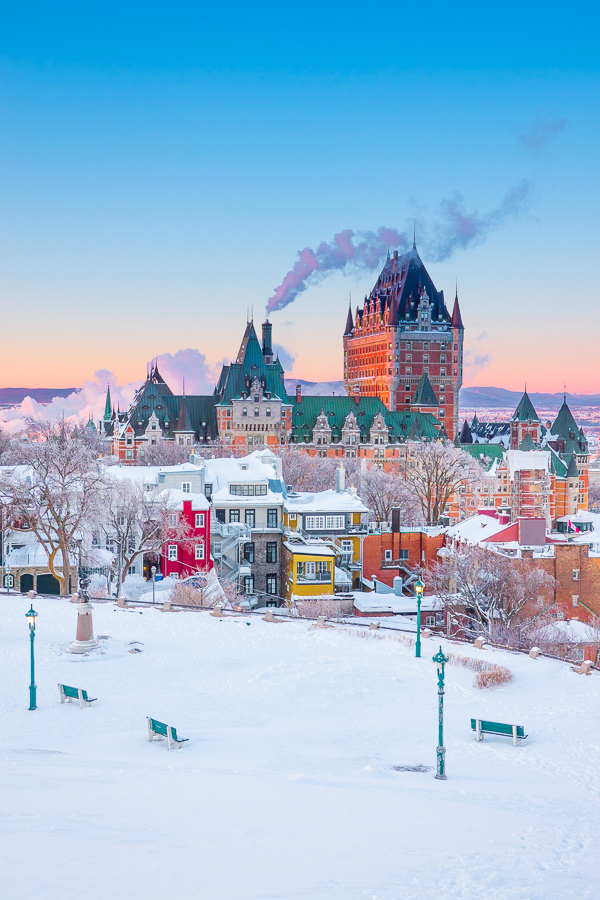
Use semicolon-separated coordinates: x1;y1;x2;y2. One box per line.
1;1;599;392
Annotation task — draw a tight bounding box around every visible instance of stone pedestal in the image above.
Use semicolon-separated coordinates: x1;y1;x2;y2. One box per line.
69;601;99;653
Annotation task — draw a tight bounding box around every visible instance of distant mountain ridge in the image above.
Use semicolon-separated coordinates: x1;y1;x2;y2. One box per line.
0;387;77;406
460;386;600;409
285;381;600;409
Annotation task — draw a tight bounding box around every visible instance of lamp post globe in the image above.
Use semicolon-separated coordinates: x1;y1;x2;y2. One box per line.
26;605;37;711
414;576;424;659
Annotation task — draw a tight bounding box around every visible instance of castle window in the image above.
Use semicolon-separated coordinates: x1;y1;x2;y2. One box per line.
254;408;260;417
423;355;429;363
440;368;446;376
441;354;446;363
424;342;429;350
242;408;247;416
406;354;412;362
266;407;271;417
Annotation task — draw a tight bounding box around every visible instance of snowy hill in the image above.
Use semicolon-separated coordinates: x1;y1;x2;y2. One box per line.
285;378;346;396
2;597;598;899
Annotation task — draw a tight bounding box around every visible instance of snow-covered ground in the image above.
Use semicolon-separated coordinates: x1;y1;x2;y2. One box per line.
1;597;599;900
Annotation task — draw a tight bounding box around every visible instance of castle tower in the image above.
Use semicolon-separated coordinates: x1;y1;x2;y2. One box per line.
343;245;463;438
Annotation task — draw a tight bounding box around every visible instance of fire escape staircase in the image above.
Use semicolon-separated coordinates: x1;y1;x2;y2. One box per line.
211;521;252;587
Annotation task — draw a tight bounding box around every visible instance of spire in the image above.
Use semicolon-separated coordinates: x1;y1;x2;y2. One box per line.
411;372;438;407
175;395;193;433
413;219;416;249
451;288;464;329
103;385;112;421
566;453;579;478
519;432;537;451
513;390;539;423
459;419;473;444
344;299;354;336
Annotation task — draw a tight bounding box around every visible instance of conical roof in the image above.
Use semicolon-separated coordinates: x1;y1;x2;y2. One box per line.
459;419;473;444
344;305;354;335
103;385;112;420
175;396;194;433
411;373;438;407
513;390;539;422
566;453;579;478
551;400;579;440
519;432;536;451
451;292;464;329
453;433;461;448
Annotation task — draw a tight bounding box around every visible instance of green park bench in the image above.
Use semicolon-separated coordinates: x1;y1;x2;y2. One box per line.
147;717;189;750
471;718;527;746
58;683;97;709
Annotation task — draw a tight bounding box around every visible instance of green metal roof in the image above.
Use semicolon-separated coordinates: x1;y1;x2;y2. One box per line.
103;386;112;420
512;390;539;422
566;453;579;478
519;432;537;451
411;372;438;406
214;322;287;404
289;394;441;443
459;443;504;471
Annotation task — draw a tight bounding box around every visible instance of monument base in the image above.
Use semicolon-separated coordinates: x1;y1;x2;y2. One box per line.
69;637;100;654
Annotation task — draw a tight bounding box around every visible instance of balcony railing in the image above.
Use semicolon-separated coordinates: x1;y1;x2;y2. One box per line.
297;573;332;583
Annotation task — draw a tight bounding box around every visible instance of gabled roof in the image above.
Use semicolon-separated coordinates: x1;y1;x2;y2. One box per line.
512;390;539;422
519;432;537;451
411;373;438;407
214;321;287;404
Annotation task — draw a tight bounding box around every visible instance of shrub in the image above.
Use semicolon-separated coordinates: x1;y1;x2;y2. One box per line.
474;666;515;689
296;598;354;619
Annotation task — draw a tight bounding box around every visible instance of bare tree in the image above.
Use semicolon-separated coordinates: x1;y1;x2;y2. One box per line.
280;448;339;491
589;480;600;512
359;467;421;524
426;544;556;641
0;423;107;595
405;441;483;525
141;442;192;466
102;479;194;592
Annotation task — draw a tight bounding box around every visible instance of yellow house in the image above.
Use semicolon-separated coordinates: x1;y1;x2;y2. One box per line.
282;541;337;601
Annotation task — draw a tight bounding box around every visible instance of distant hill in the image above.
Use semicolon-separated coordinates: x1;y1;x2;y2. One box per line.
0;387;77;406
460;386;600;409
284;380;600;410
284;379;346;397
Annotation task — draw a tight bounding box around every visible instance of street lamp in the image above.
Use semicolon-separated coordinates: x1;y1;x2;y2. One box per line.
151;565;156;604
432;645;449;780
414;576;424;658
26;605;37;711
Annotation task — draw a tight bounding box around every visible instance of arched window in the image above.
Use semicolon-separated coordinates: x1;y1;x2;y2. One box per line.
242;408;247;417
254;394;259;403
265;407;271;417
254;408;260;417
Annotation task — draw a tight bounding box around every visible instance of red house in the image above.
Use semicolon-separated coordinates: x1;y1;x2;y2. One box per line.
161;491;212;579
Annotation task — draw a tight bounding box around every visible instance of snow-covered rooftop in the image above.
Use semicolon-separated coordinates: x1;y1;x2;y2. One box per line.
285;488;368;514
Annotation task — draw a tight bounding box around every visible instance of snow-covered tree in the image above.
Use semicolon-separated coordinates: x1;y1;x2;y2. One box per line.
425;544;556;642
404;440;483;526
0;424;107;594
358;467;420;524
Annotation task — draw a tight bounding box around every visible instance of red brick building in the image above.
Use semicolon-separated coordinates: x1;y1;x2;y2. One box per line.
362;528;446;590
343;244;464;438
161;492;212;580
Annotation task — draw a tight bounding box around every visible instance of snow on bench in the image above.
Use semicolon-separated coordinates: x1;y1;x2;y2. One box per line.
147;717;189;750
58;684;97;709
471;718;527;746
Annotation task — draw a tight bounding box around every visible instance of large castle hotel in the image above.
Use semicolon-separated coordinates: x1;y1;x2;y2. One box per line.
106;245;458;462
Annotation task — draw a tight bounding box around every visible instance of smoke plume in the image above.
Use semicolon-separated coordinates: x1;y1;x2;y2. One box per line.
430;180;532;261
266;181;531;314
266;227;409;315
519;113;567;155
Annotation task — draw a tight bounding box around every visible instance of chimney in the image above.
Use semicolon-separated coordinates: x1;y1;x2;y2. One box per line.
353;384;360;405
296;383;302;403
335;464;345;493
262;320;273;360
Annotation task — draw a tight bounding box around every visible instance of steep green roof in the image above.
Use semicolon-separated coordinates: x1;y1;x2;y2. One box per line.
103;386;112;420
214;322;287;404
519;432;536;451
549;447;567;477
513;390;539;422
551;400;579;441
289;394;441;443
566;453;579;478
411;372;438;406
460;442;504;471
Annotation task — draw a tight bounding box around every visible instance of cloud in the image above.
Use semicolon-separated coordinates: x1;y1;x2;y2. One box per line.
464;351;491;380
0;370;142;434
519;113;567;154
154;348;220;394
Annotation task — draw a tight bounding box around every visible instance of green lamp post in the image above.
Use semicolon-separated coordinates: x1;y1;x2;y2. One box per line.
432;645;449;780
414;576;424;658
26;605;37;711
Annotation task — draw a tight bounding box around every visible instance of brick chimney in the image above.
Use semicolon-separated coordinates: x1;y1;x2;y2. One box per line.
296;383;302;403
354;384;360;405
